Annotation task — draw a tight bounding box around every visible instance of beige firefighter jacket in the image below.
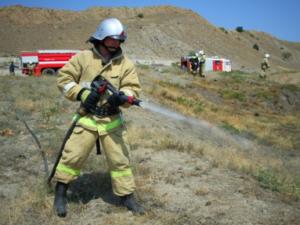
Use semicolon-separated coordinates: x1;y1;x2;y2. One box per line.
199;54;206;63
57;48;141;134
261;57;270;71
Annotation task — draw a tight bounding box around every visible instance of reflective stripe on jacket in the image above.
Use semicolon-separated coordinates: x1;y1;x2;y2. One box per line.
57;48;141;102
57;48;141;133
77;115;124;133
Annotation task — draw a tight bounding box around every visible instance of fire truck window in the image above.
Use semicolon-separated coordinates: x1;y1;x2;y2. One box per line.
215;61;221;65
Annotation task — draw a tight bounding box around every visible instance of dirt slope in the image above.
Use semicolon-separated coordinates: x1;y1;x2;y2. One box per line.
0;5;300;71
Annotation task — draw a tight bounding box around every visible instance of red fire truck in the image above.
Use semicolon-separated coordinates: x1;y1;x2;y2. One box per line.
181;55;231;73
19;49;80;76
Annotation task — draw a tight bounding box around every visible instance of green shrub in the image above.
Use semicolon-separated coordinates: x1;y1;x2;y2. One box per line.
255;169;300;199
193;101;204;113
219;71;247;84
137;13;144;18
219;27;228;34
281;51;292;61
236;26;244;32
220;90;246;101
253;43;259;51
257;169;283;191
176;96;194;107
255;91;273;101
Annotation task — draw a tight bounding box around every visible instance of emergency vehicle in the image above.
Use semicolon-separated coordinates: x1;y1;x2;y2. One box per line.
19;50;80;76
205;57;231;72
181;56;232;72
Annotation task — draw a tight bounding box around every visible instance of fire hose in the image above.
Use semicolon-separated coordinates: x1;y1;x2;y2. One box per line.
47;76;141;185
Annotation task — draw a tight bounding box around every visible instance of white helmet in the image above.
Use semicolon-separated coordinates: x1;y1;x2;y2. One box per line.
199;50;204;55
91;18;127;42
265;53;270;58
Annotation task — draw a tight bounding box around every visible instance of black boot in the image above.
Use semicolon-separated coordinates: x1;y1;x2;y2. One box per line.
54;182;68;217
120;193;145;215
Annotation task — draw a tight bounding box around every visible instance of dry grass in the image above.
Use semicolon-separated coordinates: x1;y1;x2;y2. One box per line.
194;142;300;199
15;98;37;113
0;181;56;225
126;121;299;199
143;70;300;151
194;186;210;196
0;69;299;225
127;125;204;156
129;110;300;199
126;108;299;198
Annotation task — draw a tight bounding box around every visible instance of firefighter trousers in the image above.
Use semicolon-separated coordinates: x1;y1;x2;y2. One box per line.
199;62;205;77
54;125;136;196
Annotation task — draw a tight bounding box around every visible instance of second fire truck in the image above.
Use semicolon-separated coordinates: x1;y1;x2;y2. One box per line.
20;49;80;76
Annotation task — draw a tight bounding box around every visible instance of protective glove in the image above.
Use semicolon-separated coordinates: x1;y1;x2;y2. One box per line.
107;91;128;108
78;89;100;112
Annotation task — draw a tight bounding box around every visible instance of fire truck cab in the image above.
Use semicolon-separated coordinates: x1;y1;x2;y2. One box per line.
20;49;80;76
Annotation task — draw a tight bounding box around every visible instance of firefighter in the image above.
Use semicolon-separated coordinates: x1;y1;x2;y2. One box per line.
198;50;206;77
260;53;270;78
189;53;199;76
27;61;36;76
9;61;18;75
53;18;144;217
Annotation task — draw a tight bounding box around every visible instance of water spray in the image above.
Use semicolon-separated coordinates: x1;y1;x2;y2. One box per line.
138;99;255;151
139;101;186;121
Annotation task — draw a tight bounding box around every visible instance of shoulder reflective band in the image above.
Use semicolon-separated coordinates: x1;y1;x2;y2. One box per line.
78;116;123;132
111;168;133;178
56;163;80;176
63;81;77;94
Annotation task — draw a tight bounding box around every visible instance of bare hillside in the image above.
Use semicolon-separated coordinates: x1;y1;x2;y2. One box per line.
0;5;300;71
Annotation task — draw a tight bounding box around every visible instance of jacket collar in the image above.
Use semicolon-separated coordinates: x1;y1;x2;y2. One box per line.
92;47;123;65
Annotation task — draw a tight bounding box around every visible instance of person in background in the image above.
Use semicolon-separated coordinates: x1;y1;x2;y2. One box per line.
198;50;206;77
189;53;199;76
9;61;18;75
260;53;270;78
27;61;36;76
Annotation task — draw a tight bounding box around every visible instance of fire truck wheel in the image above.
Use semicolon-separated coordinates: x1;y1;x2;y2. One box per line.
42;68;56;76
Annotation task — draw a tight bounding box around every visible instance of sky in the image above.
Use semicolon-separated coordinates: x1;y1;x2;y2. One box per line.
1;0;299;42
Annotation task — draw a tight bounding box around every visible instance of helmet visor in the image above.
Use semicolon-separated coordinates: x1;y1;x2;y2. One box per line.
109;30;127;42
